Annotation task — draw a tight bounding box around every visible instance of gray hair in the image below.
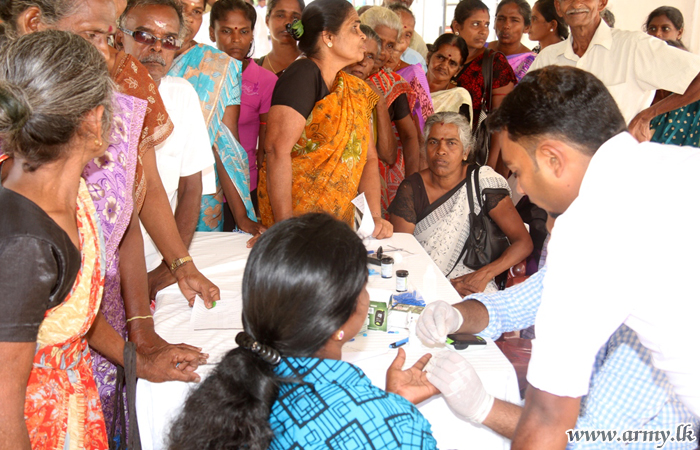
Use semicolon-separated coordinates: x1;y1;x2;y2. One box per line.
2;0;81;38
360;24;381;51
0;30;113;172
423;112;473;158
360;6;401;39
120;0;186;38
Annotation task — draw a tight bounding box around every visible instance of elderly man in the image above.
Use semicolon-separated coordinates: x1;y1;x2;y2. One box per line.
529;0;700;142
116;0;216;278
464;65;698;448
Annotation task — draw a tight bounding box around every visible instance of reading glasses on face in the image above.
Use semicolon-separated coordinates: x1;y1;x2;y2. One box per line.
119;27;183;50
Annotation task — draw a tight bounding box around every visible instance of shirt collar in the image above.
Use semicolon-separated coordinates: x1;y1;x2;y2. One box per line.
275;356;369;387
563;19;613;61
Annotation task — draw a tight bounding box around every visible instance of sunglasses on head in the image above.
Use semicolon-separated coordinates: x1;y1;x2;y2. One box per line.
119;27;183;50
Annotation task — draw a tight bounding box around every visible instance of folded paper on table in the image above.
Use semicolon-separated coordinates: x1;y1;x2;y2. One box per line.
352;192;375;239
190;294;243;330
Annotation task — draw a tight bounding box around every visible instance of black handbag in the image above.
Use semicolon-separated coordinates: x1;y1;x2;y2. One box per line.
471;49;499;167
449;165;510;273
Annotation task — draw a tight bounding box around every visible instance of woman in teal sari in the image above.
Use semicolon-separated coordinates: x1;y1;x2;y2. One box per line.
169;0;264;234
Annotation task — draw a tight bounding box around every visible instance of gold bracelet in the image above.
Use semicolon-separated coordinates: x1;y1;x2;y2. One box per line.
126;315;153;323
169;255;193;272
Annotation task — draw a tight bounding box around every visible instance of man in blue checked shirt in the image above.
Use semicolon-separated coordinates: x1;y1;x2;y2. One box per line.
419;267;699;448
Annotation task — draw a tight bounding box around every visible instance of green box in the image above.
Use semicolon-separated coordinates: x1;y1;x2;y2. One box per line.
367;301;388;331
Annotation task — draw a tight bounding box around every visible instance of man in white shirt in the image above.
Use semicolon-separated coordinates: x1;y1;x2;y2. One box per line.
529;0;700;142
117;0;216;273
487;65;700;448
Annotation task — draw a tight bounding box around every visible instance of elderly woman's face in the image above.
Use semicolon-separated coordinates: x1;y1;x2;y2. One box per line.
426;123;467;176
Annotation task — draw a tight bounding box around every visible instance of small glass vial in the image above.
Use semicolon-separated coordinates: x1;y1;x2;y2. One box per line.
396;270;408;292
381;257;394;278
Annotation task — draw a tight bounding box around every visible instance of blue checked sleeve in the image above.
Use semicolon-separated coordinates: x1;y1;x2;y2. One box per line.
466;266;547;340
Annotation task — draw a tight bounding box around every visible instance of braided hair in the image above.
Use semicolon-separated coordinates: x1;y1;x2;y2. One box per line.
168;213;368;450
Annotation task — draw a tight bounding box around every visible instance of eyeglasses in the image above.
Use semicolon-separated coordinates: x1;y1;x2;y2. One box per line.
119;27;183;50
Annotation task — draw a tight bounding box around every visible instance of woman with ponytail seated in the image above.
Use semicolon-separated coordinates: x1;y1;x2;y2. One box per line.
168;213;438;449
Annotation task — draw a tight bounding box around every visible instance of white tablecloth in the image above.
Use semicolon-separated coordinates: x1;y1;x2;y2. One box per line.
136;232;521;449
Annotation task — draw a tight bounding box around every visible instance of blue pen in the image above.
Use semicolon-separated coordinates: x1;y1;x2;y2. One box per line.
389;337;409;348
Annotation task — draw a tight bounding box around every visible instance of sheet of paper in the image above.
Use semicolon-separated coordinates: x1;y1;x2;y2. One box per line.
352;192;375;239
190;294;243;331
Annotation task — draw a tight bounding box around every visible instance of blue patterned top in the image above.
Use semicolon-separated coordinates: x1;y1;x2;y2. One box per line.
269;357;437;449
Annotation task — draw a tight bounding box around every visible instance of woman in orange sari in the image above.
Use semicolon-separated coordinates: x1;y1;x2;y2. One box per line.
258;0;392;237
0;31;206;449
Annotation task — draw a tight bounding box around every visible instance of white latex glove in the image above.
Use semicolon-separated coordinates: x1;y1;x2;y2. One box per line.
416;300;463;346
426;351;494;424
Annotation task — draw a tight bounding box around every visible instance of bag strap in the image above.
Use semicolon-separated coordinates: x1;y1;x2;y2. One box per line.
480;49;498;113
465;164;480;213
124;342;142;450
446;165;480;278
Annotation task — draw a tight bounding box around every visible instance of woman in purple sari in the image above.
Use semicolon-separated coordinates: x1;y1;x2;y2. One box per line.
83;92;147;427
486;0;536;82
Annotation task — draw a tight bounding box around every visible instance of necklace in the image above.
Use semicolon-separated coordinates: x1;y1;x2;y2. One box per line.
266;55;279;74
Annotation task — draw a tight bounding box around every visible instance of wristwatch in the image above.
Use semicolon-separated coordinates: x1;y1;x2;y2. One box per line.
169;255;193;272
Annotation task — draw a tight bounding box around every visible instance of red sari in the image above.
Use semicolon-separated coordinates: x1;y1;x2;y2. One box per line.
368;69;417;217
24;179;107;450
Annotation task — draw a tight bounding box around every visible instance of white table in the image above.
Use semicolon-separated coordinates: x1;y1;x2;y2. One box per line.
136;232;521;449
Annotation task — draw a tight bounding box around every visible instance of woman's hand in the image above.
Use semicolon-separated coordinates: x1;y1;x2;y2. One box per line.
136;344;209;383
628;112;652;142
385;348;439;404
372;216;394;239
450;269;493;296
238;217;267;237
173;263;221;308
128;322;170;356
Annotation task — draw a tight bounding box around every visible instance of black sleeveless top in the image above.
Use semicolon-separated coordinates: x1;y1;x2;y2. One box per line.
0;181;81;342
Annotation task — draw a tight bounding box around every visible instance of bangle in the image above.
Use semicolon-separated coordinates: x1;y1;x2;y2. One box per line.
169;255;193;272
126;315;153;323
259;121;267;125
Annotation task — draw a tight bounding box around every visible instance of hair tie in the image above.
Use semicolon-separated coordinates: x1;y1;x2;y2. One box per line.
287;19;304;40
235;331;281;365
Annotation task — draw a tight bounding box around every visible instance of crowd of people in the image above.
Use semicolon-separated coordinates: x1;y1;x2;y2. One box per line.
0;0;699;448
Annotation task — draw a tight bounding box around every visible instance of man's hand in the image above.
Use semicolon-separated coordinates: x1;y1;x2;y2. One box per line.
147;263;177;301
173;263;220;308
450;269;492;296
136;344;209;383
426;351;494;423
372;216;393;239
416;301;463;346
385;348;439;404
628;112;652;142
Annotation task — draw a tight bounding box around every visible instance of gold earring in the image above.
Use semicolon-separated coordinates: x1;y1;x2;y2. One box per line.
95;138;102;146
327;42;333;48
336;330;344;340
